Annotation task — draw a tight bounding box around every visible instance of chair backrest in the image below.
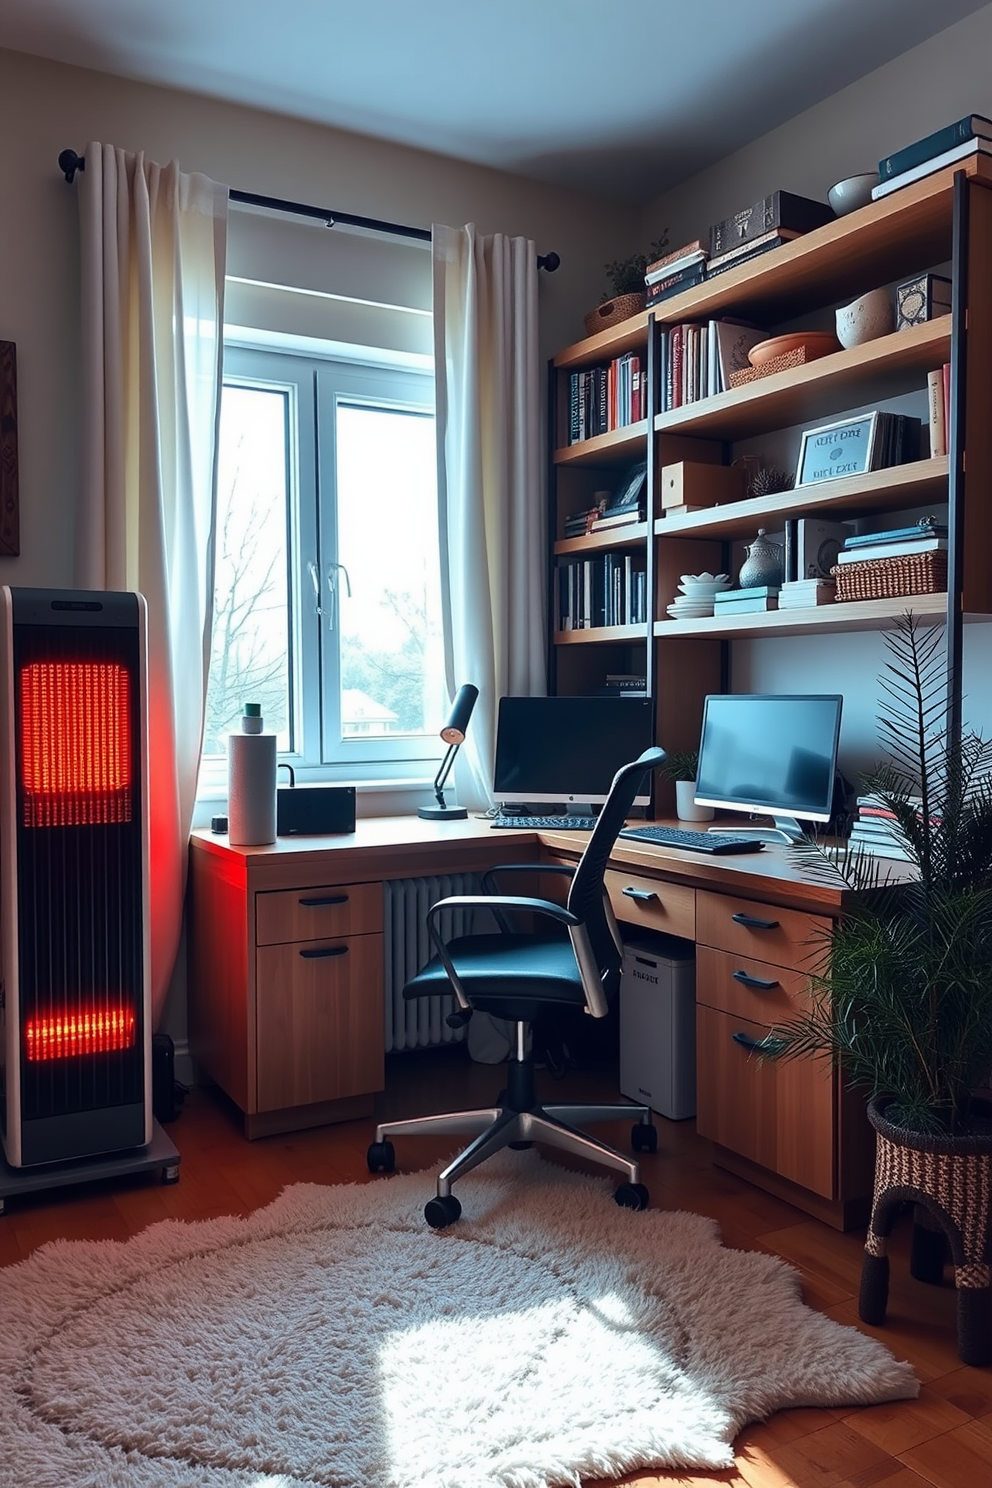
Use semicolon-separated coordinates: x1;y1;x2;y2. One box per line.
566;747;666;997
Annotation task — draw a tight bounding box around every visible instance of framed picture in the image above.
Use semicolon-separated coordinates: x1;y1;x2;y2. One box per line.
0;341;18;557
796;413;880;487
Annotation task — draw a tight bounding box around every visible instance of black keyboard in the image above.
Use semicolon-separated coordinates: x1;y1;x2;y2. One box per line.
618;825;764;854
491;814;599;830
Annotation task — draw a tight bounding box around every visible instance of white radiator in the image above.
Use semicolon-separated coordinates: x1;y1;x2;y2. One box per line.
383;875;484;1052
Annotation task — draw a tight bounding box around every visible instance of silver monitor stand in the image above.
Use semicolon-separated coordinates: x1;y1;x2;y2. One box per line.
707;814;804;844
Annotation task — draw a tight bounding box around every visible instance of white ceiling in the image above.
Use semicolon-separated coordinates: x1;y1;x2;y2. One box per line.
2;0;986;202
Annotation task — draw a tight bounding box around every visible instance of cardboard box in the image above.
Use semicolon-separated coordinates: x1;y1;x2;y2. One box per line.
660;461;745;511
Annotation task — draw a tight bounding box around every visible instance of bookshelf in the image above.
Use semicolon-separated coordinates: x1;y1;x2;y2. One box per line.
547;154;992;811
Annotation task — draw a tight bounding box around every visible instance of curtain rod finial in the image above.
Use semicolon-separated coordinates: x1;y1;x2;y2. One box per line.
538;251;560;273
58;149;85;183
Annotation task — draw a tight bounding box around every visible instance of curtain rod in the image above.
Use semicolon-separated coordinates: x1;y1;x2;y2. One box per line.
56;150;561;272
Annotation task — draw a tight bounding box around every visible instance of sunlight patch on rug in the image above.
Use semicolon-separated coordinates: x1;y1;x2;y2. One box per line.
1;1152;917;1487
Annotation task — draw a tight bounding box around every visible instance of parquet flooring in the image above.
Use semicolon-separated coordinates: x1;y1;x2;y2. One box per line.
1;1045;990;1488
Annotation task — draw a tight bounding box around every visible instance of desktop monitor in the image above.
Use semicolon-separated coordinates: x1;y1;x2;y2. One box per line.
694;693;843;842
493;696;654;809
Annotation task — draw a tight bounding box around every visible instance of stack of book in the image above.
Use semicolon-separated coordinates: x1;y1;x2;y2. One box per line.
658;318;767;409
777;578;836;609
834;518;948;570
712;584;779;616
848;794;932;861
927;362;951;457
873;114;992;201
556;553;647;630
644;240;708;308
602;672;647;696
706;191;834;277
567;352;645;444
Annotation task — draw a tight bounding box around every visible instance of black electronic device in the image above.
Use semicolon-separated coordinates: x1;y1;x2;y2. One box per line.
694;693;843;843
492;695;654;810
276;784;357;835
619;825;764;854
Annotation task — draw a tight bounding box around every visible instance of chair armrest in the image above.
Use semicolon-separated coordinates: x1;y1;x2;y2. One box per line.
482;862;575;932
425;895;580;1010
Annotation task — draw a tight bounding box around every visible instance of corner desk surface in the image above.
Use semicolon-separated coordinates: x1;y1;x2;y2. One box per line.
187;816;888;1228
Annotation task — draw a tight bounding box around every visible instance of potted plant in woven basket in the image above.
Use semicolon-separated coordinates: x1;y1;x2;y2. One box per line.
584;236;669;337
768;613;992;1364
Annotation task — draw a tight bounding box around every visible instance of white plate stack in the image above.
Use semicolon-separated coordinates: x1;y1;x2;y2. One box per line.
666;572;732;619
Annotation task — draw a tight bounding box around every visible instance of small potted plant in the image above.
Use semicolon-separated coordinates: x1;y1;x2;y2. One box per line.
584;236;669;336
768;614;992;1364
658;748;713;822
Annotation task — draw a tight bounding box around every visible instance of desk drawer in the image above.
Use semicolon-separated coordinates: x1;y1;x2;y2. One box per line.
696;889;829;967
696;945;808;1021
255;881;382;945
605;869;694;940
697;1004;835;1198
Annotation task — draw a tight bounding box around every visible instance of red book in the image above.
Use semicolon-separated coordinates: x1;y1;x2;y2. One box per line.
670;326;684;409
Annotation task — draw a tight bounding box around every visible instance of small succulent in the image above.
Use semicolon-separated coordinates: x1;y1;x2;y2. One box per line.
602;235;669;300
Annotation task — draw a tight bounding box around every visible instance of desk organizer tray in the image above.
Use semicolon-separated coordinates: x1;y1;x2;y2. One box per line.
831;550;947;601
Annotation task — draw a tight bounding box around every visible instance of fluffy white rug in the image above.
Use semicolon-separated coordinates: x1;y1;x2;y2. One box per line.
2;1152;917;1488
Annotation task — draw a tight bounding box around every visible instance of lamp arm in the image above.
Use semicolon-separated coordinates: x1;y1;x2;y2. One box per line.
432;740;460;806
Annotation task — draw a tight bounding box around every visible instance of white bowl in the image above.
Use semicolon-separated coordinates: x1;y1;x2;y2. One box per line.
680;572;729;584
827;173;878;216
679;579;732;595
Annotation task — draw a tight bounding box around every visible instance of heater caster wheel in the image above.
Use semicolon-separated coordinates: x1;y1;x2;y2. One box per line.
161;1163;181;1185
367;1140;396;1174
631;1123;657;1153
425;1194;462;1229
614;1182;649;1212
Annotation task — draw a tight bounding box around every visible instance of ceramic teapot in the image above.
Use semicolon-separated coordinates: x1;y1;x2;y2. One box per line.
739;528;783;588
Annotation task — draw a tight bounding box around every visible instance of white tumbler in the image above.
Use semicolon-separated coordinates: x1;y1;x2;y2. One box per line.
227;703;277;845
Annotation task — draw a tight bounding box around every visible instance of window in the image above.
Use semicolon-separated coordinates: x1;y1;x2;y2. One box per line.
201;343;444;791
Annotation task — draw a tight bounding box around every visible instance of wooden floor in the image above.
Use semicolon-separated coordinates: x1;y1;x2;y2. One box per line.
2;1046;991;1488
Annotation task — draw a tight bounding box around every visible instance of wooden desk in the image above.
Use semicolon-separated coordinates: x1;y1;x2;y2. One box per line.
188;816;873;1227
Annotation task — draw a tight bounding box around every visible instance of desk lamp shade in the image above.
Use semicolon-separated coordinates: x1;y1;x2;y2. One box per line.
419;684;478;820
0;587;152;1168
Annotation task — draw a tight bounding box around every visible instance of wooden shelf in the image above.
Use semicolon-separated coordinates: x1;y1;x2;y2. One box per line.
652;593;950;639
554;313;649;370
656;459;948;541
554;521;648;556
553;624;648;646
554;420;647;467
654;318;950;442
649;156;992;328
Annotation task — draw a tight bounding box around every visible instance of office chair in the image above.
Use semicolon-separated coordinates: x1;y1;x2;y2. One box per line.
367;746;666;1227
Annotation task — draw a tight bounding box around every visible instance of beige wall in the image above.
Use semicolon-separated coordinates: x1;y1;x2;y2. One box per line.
0;45;640;590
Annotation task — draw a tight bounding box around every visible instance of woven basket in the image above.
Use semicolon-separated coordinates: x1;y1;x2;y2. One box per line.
583;292;646;337
831;550;948;601
728;347;808;387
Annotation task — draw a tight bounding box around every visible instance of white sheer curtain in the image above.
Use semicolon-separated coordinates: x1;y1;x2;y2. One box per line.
432;223;546;810
75;142;228;1027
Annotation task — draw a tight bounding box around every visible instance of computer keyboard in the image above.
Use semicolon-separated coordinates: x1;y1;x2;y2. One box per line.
618;825;764;854
490;813;599;830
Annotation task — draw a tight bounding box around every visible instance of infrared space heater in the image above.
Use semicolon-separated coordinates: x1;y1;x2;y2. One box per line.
0;588;151;1168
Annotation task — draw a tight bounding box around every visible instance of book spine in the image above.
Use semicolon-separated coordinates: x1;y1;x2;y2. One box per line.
928;368;947;457
671;326;684;409
784;519;797;583
871;139;988;199
645;265;706;305
943;361;951;449
568;374;579;445
704;238;788;278
879;115;989;179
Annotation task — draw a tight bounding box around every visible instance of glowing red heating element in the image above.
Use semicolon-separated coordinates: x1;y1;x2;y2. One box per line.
25;1006;136;1062
20;661;133;827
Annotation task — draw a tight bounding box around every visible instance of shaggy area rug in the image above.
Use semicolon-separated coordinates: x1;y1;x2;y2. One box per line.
2;1152;917;1488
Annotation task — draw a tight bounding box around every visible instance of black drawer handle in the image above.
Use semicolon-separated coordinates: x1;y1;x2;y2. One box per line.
732;1030;786;1056
732;969;780;991
298;894;349;908
299;945;349;959
621;887;658;903
731;912;779;930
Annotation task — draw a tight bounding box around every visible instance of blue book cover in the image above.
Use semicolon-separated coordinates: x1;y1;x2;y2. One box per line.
879;114;992;179
844;519;947;548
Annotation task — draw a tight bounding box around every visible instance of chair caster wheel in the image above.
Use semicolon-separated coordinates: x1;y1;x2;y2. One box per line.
614;1182;649;1211
631;1122;657;1153
367;1140;395;1174
425;1194;462;1229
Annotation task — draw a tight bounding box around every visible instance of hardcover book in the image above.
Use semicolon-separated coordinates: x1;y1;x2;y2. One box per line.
645;247;707;284
645;239;707;277
878;114;992;180
645;264;706;305
871;137;992;199
709;192;833;257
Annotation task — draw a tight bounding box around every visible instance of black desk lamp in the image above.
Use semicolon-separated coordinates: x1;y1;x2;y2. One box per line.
418;684;479;820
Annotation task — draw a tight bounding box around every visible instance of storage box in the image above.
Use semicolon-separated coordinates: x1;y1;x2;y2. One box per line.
896;273;952;330
619;935;696;1120
660;461;745;511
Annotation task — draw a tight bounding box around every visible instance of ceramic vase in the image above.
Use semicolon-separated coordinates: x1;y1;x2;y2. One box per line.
835;287;894;348
738;528;783;588
676;780;714;822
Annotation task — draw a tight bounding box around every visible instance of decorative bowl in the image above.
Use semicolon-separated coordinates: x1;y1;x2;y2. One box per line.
835;287;894;349
827;173;878;216
679;572;730;585
747;330;841;367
